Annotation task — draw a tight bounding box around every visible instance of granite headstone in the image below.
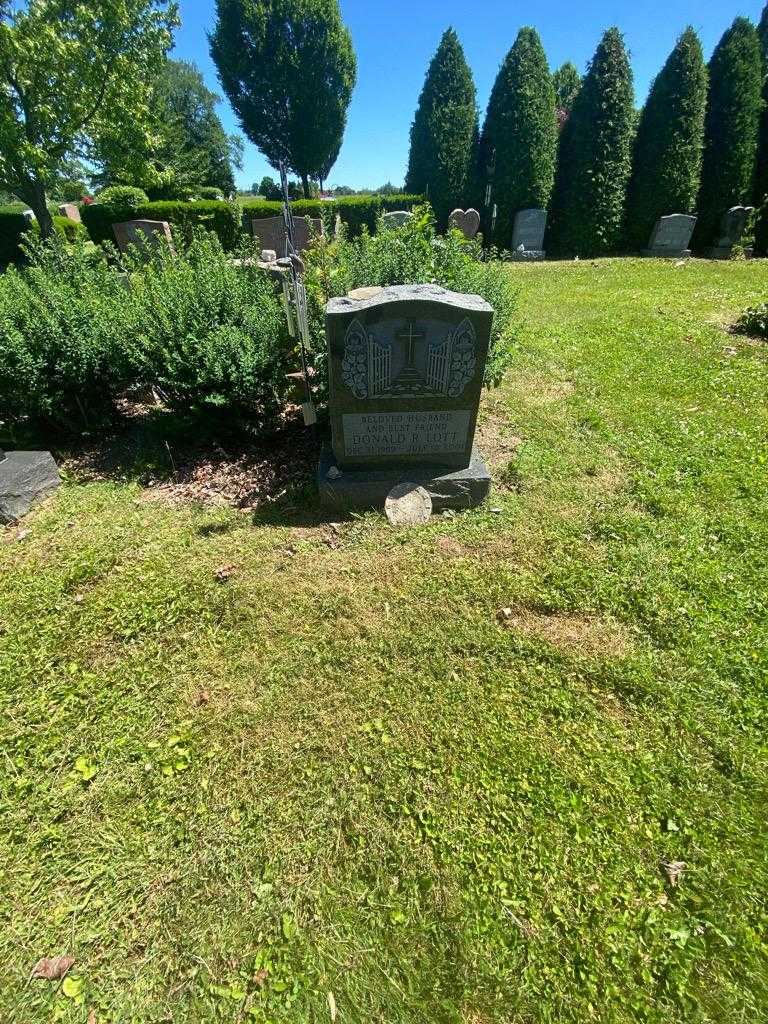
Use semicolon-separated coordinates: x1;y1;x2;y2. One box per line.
448;208;481;239
57;203;82;223
0;448;61;523
381;210;413;229
113;219;174;254
319;284;494;512
250;215;323;254
643;214;697;257
510;209;547;261
707;206;754;260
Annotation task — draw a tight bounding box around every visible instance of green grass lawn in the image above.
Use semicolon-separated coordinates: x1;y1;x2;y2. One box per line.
2;258;767;1024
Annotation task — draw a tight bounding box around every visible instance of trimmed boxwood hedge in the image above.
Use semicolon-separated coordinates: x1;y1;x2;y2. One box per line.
80;199;242;250
240;194;423;238
0;207;85;263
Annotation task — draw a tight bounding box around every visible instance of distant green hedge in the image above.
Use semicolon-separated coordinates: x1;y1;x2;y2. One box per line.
81;199;242;250
240;194;423;238
0;207;85;263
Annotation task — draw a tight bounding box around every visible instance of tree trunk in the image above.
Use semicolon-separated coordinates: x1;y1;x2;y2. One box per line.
29;180;54;239
301;173;310;199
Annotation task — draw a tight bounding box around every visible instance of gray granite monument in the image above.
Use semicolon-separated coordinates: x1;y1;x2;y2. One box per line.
319;284;494;513
251;215;323;255
707;206;754;260
113;219;174;254
448;208;481;239
381;210;413;229
0;448;61;523
643;214;697;257
509;209;547;261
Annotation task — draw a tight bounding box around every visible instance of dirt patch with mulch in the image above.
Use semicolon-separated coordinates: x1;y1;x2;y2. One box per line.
62;395;319;512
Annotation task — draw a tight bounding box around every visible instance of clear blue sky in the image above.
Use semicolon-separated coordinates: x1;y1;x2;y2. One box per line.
172;0;766;191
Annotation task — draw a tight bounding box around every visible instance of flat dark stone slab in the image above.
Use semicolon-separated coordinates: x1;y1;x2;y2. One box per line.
318;448;491;513
706;246;753;260
641;249;691;258
508;250;545;262
0;450;61;523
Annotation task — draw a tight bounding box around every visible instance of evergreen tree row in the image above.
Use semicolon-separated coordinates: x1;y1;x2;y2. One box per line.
405;9;768;256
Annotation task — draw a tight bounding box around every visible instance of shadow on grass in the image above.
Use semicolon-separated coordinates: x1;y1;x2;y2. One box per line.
9;394;327;524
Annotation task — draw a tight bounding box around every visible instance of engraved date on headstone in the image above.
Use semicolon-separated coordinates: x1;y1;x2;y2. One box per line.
343;410;471;458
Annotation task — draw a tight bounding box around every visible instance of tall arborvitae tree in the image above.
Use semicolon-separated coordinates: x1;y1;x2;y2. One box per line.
552;62;581;115
405;28;477;227
693;17;763;250
548;28;635;256
753;4;768;255
478;27;557;249
624;28;707;250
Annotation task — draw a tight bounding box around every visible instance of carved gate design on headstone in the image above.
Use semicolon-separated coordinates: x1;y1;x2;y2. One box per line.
341;315;476;399
367;334;391;397
426;335;452;394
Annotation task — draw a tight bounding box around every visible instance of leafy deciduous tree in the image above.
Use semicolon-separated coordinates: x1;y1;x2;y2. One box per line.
548;28;635;257
693;17;763;250
0;0;177;236
405;27;477;227
479;27;557;248
210;0;356;199
624;28;707;250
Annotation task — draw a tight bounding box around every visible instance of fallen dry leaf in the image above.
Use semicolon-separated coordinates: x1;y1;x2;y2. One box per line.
214;563;236;581
196;688;211;706
496;607;514;623
73;593;84;604
662;860;686;887
16;529;30;541
30;955;75;981
328;990;337;1021
87;1010;97;1024
253;968;268;987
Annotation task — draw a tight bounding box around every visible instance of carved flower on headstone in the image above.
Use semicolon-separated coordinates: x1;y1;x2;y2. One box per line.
341;319;369;398
446;319;476;397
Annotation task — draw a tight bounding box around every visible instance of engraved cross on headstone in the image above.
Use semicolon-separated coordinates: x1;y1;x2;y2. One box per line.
396;321;426;369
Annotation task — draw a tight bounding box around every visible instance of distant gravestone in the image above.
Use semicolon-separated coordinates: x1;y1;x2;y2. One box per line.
113;219;174;254
381;210;413;229
22;210;35;224
0;448;61;523
643;214;696;257
250;215;323;254
448;208;481;239
318;283;493;512
509;209;547;261
57;203;81;223
707;206;754;260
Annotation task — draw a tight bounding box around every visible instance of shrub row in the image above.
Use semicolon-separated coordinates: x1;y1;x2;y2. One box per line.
234;193;423;238
0;209;516;435
0;232;293;430
80;199;242;250
0;207;86;263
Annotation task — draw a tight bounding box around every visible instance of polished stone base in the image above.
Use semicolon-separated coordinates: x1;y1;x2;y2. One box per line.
642;248;691;258
318;448;491;513
0;450;61;523
508;250;545;262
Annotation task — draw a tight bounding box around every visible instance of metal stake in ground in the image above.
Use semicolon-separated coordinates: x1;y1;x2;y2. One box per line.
279;161;316;427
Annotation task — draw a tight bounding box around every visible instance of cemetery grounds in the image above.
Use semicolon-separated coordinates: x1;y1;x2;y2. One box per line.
1;257;766;1023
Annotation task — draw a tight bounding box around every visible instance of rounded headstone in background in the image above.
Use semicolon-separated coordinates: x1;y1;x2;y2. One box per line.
385;483;432;526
